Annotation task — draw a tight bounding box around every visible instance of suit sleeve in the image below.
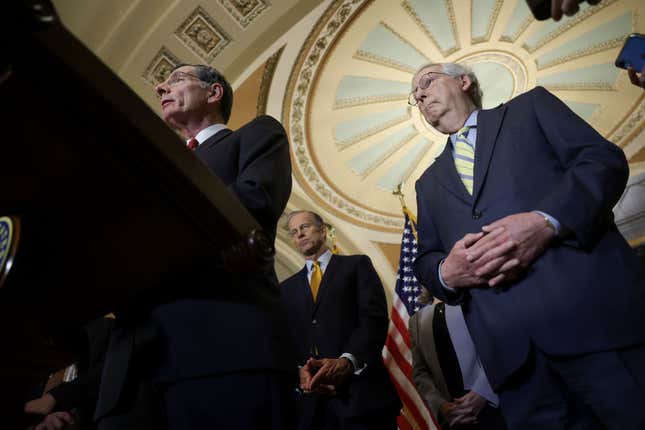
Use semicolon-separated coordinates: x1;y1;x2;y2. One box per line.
413;181;465;305
409;312;449;420
229;115;292;233
530;86;628;249
343;255;390;366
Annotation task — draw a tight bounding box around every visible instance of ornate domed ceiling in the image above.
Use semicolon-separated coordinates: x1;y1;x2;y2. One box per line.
52;0;645;287
284;0;644;234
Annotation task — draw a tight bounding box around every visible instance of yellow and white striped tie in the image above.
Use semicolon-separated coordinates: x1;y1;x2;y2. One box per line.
454;126;475;195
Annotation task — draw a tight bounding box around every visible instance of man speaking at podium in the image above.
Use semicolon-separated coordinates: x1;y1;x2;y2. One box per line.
95;64;295;429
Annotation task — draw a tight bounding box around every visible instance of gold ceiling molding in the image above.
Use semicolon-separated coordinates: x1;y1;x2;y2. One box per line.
218;0;270;28
142;46;181;86
499;15;532;43
175;6;231;63
535;37;626;70
610;93;645;150
283;0;404;233
336;113;411;150
401;0;459;57
353;21;426;74
257;46;285;116
521;0;618;54
457;50;528;97
472;0;504;45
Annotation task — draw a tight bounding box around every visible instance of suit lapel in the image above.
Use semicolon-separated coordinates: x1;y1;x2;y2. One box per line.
197;128;232;152
431;139;472;204
472;106;506;203
312;255;339;315
296;267;314;313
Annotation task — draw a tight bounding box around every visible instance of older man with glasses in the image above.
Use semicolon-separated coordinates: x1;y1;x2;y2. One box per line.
94;64;296;430
410;62;645;430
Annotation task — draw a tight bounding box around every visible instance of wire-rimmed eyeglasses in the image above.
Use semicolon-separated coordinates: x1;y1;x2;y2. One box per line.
408;71;450;106
156;71;209;98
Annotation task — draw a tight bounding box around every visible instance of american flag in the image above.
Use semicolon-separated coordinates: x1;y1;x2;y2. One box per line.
382;209;440;430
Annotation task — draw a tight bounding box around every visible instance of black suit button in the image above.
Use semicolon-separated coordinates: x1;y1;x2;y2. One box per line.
472;209;482;219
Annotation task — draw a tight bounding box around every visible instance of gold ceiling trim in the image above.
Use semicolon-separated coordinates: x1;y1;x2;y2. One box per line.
609;93;645;148
218;0;270;28
522;0;617;54
336;114;411;150
142;46;181;86
257;46;285;115
351;21;428;74
401;0;459;57
499;15;532;44
282;0;404;232
471;0;504;45
536;37;625;70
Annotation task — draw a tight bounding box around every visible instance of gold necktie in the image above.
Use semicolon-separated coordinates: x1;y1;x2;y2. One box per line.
454;125;474;195
310;261;322;301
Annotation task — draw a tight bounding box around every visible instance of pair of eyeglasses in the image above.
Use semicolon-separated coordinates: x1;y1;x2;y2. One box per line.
408;71;450;106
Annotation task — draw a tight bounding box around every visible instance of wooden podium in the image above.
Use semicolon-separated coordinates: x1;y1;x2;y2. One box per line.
0;1;272;425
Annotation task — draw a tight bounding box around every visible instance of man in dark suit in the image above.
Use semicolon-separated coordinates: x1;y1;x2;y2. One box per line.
410;62;645;429
95;64;295;429
281;210;400;430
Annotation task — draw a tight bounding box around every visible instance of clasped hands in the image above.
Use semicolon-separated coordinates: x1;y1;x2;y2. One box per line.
299;357;353;396
440;391;488;428
441;212;557;289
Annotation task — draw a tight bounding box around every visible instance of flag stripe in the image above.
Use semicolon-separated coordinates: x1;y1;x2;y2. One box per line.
383;211;439;430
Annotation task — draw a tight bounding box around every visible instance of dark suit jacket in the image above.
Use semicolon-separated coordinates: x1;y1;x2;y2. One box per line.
150;115;294;380
96;115;294;418
281;254;400;420
413;87;645;390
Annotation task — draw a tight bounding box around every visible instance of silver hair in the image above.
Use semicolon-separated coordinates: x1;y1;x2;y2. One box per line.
286;210;325;228
415;62;483;110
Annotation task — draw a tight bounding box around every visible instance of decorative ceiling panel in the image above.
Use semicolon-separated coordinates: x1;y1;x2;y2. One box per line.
284;0;645;231
219;0;270;28
142;46;181;86
175;6;231;63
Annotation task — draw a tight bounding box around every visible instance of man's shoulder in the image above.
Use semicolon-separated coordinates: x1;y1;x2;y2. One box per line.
280;266;307;287
236;115;285;133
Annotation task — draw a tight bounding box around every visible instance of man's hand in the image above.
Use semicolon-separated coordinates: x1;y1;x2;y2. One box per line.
34;411;74;430
24;393;56;416
449;391;488;427
440;401;477;428
628;66;645;89
467;212;556;287
551;0;600;22
299;359;337;395
307;357;353;392
440;229;516;289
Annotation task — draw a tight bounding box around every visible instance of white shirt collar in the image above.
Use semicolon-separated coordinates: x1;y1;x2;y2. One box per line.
186;123;228;148
305;248;332;273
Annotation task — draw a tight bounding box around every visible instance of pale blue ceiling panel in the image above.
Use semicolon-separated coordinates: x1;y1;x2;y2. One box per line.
537;63;620;89
472;0;498;42
356;23;430;72
500;0;532;42
470;62;514;108
564;101;600;120
334;107;410;149
523;2;595;52
349;125;418;176
335;76;410;108
404;0;458;54
377;138;432;191
536;12;632;69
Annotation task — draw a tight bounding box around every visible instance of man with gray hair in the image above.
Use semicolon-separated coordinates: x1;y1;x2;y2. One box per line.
95;64;295;429
281;210;400;430
410;62;645;429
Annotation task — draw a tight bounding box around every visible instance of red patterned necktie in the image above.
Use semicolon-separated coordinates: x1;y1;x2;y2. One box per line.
187;138;199;151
